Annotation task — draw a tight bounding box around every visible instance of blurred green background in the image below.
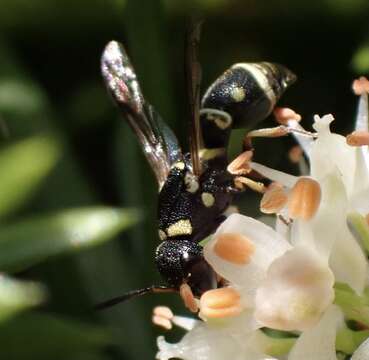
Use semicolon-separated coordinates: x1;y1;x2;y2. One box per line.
0;0;368;359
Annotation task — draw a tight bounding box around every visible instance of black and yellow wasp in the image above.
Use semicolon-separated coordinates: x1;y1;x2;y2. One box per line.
97;24;295;309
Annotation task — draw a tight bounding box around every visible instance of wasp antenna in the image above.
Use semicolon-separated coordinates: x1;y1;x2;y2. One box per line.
186;18;203;177
94;286;177;311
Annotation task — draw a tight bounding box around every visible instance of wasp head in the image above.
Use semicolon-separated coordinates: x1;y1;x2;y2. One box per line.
155;240;217;297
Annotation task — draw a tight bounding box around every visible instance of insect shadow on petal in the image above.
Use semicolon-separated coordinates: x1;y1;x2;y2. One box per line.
95;22;296;311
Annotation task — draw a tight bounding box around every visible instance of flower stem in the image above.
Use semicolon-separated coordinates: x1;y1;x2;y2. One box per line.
335;286;369;327
347;212;369;254
336;326;369;354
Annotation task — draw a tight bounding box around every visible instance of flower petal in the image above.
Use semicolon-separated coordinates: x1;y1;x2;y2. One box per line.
255;245;334;331
288;305;343;360
204;214;291;299
250;162;298;188
156;322;266;360
329;225;368;294
289;120;314;157
310;116;356;195
352;337;369;360
352;148;369;199
309;170;348;259
355;93;368;132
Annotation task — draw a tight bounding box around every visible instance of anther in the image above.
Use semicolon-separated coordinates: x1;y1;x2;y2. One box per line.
152;306;174;330
346;130;369;146
260;183;288;214
288;177;321;221
288;145;303;163
352;77;369;95
180;283;199;313
214;232;255;265
153;306;174;319
199;287;242;319
227;150;253;175
274;107;302;125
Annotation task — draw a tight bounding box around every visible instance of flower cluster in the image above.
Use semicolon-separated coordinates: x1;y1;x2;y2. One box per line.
155;78;369;360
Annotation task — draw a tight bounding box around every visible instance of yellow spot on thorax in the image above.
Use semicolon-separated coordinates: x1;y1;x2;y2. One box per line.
201;192;215;207
173;161;185;170
167;219;192;237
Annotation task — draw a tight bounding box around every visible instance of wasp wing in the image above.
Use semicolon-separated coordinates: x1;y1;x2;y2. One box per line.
101;41;182;188
185;20;203;177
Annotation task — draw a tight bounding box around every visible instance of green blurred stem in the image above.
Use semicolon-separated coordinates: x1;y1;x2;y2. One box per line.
347;212;369;254
336;326;369;354
261;334;296;357
335;287;369;326
259;326;369;357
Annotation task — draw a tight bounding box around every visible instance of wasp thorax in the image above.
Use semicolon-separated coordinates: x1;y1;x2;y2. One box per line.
155;240;217;296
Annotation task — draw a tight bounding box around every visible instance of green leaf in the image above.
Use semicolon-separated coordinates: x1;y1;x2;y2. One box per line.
0;274;45;323
0;207;140;272
0;312;112;359
0;135;61;219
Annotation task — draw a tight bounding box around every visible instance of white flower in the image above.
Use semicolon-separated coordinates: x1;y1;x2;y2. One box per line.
155;82;369;360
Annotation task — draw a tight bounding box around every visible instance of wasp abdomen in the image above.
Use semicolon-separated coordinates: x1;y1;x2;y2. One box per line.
199;62;296;154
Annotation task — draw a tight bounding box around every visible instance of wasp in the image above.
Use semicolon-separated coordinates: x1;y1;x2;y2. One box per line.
96;24;296;310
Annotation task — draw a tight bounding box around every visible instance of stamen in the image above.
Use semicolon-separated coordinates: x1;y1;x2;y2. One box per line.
214;232;255;265
260;183;288;214
152;306;174;330
199;287;243;319
227;150;253;175
152;306;198;331
153;306;174;319
234;176;266;193
274;107;302;125
288;145;303;163
287;177;321;221
180;283;199;313
247;126;289;138
352;76;369;95
346;130;369;146
152;315;172;330
171;315;198;331
251;162;298;188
